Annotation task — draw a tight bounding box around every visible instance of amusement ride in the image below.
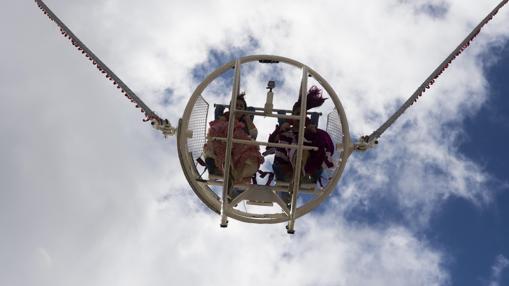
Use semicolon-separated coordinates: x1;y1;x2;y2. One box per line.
34;0;508;233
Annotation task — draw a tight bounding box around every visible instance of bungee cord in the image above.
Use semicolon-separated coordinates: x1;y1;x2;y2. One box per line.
362;0;509;147
34;0;175;136
35;0;507;142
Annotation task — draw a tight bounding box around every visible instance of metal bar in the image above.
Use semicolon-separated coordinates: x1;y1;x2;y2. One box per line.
210;137;319;151
202;179;319;194
235;110;301;120
273;195;291;215
287;67;309;233
214;104;322;116
34;0;160;121
220;59;241;227
367;0;509;143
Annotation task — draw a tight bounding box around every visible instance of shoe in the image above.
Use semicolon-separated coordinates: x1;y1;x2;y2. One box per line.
206;157;223;180
208;173;223;181
228;188;243;200
300;175;316;189
276;180;290;187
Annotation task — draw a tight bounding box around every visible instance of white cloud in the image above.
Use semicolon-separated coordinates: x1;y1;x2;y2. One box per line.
488;255;509;286
1;0;508;285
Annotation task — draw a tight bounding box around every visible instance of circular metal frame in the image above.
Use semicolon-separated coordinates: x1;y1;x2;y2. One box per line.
177;55;353;224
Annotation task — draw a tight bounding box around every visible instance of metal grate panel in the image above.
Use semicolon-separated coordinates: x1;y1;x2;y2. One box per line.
324;108;344;182
187;95;209;161
326;108;343;145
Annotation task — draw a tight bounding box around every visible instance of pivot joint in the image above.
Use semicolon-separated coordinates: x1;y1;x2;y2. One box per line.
354;135;378;151
151;118;177;137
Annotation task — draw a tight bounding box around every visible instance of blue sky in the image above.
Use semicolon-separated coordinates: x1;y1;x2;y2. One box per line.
1;1;508;285
341;40;509;286
429;43;509;286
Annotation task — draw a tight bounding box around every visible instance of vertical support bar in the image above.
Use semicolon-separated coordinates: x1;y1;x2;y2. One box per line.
220;60;241;227
287;67;308;233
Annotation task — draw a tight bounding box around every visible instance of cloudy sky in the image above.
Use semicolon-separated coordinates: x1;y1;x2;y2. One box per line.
1;0;508;285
